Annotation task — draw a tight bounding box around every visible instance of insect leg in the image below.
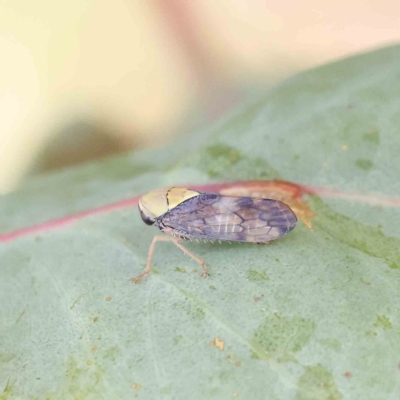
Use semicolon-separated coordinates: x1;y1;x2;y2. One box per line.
172;240;209;278
131;235;209;284
131;235;175;284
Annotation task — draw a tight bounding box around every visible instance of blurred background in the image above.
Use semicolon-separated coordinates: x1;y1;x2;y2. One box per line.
0;0;399;194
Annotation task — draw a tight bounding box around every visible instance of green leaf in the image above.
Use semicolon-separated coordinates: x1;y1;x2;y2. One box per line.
1;45;400;399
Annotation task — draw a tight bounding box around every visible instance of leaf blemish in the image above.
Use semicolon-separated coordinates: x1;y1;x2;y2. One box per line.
297;364;343;400
205;144;243;178
363;128;380;146
355;158;374;171
173;335;183;345
309;197;400;271
209;337;225;351
247;270;269;282
206;144;242;164
191;143;279;180
373;315;392;330
251;315;315;361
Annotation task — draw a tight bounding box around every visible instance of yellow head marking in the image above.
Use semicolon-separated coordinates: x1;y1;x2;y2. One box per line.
138;187;200;225
166;187;200;210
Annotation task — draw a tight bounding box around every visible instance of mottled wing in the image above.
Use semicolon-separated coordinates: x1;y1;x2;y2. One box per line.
159;194;297;242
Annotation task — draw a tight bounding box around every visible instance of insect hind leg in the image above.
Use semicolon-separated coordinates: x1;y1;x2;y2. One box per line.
131;235;208;284
173;240;209;278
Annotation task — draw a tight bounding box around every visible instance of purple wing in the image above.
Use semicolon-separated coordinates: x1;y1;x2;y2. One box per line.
159;194;297;243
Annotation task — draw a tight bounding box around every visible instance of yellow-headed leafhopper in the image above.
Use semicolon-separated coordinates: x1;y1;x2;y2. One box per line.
133;187;297;283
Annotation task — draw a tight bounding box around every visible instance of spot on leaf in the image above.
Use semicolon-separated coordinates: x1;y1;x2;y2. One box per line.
309;197;400;271
251;314;315;360
363;129;380;146
373;315;392;330
247;270;269;282
355;158;373;171
297;364;342;400
209;337;225;351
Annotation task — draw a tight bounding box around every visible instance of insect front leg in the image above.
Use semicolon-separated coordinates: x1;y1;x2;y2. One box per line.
131;235;168;284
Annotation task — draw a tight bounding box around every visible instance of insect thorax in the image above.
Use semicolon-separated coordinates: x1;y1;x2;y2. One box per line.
156;219;190;240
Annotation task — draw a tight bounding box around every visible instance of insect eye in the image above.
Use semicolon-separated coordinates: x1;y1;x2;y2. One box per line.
139;208;156;225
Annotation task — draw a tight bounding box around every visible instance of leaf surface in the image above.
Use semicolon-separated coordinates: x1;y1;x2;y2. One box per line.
1;45;400;400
